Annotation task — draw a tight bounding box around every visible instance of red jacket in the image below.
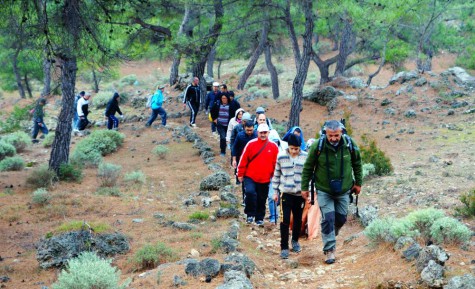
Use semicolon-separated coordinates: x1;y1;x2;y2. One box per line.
237;138;279;183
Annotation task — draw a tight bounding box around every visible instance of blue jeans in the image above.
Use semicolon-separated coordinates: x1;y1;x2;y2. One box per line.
73;111;79;130
243;177;269;222
107;115;119;130
32;121;49;139
268;186;279;223
317;190;350;252
146;107;167;126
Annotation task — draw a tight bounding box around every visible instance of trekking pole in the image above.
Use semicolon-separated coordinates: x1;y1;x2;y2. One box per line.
355;194;359;218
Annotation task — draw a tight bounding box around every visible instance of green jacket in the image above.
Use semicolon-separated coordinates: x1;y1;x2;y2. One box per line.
301;136;362;195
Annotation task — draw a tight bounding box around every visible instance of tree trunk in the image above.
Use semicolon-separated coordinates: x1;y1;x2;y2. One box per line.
217;59;222;79
288;0;314;129
313;53;338;84
170;55;181;86
92;69;100;92
207;45;216;78
170;4;193;85
42;56;51;97
367;42;387;86
24;73;33;98
284;0;301;70
264;44;279;99
335;17;355;76
12;51;25;98
49;56;77;174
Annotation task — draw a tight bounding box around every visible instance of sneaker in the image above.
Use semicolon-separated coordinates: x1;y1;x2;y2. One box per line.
246;216;254;224
190;123;197;128
255;220;264;227
324;250;336;264
220;153;225;157
291;240;301;253
269;218;276;224
32;139;39;144
145;123;151;127
280;249;289;259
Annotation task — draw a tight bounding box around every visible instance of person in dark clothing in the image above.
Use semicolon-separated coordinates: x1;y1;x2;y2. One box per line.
228;91;241;111
77;92;91;131
210;94;232;156
104;92;124;130
205;82;221;133
31;98;49;143
232;121;257;204
182;77;201;127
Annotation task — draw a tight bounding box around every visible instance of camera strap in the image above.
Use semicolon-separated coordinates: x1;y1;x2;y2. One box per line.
325;143;344;187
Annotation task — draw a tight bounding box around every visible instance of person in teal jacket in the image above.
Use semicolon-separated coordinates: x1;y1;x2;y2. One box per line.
301;120;362;265
282;126;306;151
145;85;167;127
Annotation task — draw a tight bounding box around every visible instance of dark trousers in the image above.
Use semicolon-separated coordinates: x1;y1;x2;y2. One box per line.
147;107;167;126
32;121;49;139
107;115;119;130
243;177;269;222
217;123;228;154
211;121;216;133
78;117;90;131
186;101;199;125
280;193;305;250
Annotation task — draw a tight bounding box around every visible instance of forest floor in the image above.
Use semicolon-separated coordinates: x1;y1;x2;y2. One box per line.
0;52;474;289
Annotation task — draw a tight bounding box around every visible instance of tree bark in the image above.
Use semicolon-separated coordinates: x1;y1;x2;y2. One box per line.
49;56;77;174
264;43;279;99
335;17;356;76
312;53;338;84
24;73;33;98
170;4;193;85
41;56;51;97
12;51;25;98
217;59;222;79
367;42;387;86
207;45;216;78
283;0;301;70
288;0;314;129
92;69;99;92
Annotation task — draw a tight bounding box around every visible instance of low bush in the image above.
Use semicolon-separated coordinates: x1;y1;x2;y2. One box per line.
124;170;146;185
70;147;103;168
362;163;376;179
405;208;445;240
430;217;472;244
97;162;122;187
456;188;475;217
152;145;168;159
43;132;55;147
26;165;56;189
120;74;137;86
92;91;113;109
32;188;51;205
70;130;124;167
133;242;178;270
0;105;32;133
359;134;393;176
58;163;83;183
364;218;397;244
55;220;110;234
96;187;122;197
52;252;130;289
2;131;30;152
0;156;25;171
189;211;209;221
0;141;16;161
259;75;271;87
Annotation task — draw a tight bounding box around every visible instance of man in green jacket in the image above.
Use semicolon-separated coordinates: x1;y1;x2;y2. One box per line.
301;120;362;264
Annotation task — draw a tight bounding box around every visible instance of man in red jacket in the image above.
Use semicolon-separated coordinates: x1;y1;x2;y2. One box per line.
238;123;279;226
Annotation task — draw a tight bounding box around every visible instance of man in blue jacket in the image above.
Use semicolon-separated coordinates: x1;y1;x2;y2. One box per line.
205;82;221;134
145;85;167;127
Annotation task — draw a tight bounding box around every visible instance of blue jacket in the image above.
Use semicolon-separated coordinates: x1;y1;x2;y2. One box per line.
151;89;164;109
205;90;221;110
282;126;306;151
232;130;257;161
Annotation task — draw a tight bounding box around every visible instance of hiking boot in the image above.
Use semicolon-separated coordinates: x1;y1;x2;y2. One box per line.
280;249;289;259
335;226;342;236
291;240;301;253
255;220;264;227
324;249;336;264
246;216;254;224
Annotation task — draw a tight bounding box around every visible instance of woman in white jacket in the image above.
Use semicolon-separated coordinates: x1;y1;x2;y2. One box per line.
226;108;245;148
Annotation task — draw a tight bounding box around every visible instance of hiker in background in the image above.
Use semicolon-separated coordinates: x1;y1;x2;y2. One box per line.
182;77;201;128
211;94;237;156
230;112;252;153
283;126;306;151
226;108;245;151
31;98;49;143
272;134;308;259
220;83;230;97
237;123;279;226
301;120;363;264
104;92;124;130
254;107;273;130
232;121;257;204
145;85;167;128
77;92;91;131
72;91;84;131
267;129;286;224
205;82;221;135
228;91;241;111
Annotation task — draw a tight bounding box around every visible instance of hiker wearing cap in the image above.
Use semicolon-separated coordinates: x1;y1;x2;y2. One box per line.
104;92;124;130
254;107;273;130
232;120;257;204
283;126;306;151
145;85;167;128
31;98;49;143
73;91;85;131
182;77;201;127
226;108;245;150
205;82;221;134
301;120;363;264
237;123;279;226
77;92;91;131
272;134;308;259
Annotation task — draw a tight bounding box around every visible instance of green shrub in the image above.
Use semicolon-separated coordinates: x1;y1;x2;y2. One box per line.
189;211;209;221
364;218;397;244
152;145;168;159
52;252;130;289
210;237;223;253
58;163;83;183
124;170;146;185
43;132;55;147
2;131;30;152
92;91;113;108
359;134;393;176
0;156;25;171
26;165;56;189
405;208;445;240
96;187;122;197
0;105;32;133
0;141;16;161
70;130;124;168
120;74;137;86
97;162;122;187
70;146;103;168
386;39;412;71
259;75;271;87
456;188;475;217
362;163;376;179
429;217;472;245
32;188;51;205
133;242;178;270
55;220;110;234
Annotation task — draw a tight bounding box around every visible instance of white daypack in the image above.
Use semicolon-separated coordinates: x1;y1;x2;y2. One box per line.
146;94;153;108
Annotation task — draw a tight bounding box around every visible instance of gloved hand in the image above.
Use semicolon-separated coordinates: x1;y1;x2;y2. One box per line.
351;185;361;195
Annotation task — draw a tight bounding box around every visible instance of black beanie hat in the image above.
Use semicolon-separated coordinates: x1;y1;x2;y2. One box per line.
287;133;301;147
